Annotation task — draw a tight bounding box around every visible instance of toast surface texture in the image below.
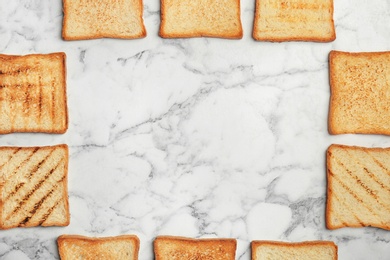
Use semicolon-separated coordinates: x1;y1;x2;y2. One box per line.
251;241;337;260
159;0;243;39
0;144;69;229
0;53;68;134
62;0;146;40
328;51;390;135
154;236;237;260
57;235;140;260
326;144;390;230
253;0;335;42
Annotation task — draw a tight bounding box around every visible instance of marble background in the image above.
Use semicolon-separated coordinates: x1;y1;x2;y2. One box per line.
1;0;390;259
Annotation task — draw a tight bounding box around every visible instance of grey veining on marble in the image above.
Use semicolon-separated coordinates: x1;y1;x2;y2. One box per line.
1;0;390;259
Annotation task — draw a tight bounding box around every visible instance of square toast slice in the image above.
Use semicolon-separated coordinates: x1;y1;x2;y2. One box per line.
159;0;243;39
57;235;140;260
0;53;68;134
0;144;69;229
328;51;390;135
326;144;390;230
253;0;335;42
62;0;146;40
251;241;337;260
154;236;237;259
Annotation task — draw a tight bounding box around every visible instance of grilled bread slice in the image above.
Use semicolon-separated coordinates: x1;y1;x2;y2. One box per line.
253;0;335;42
0;53;68;134
326;144;390;230
0;144;69;229
251;241;337;260
159;0;243;39
62;0;146;40
154;236;237;260
57;235;140;260
328;51;390;135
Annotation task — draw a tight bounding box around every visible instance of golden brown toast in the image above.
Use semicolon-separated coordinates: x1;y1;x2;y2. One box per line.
251;240;337;260
57;235;140;260
62;0;146;40
253;0;336;42
328;51;390;135
159;0;243;39
154;236;237;259
0;53;68;134
0;144;69;229
326;144;390;230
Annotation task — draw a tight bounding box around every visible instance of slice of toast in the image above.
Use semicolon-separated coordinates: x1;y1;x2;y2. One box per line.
251;241;337;260
159;0;243;39
0;144;69;229
328;51;390;135
253;0;336;42
57;235;140;260
0;53;68;134
326;144;390;230
62;0;146;40
154;236;237;259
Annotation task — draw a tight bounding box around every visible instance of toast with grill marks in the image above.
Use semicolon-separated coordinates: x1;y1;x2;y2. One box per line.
253;0;335;42
159;0;243;39
0;144;69;229
154;236;237;260
328;51;390;135
251;241;337;260
0;53;68;134
326;144;390;230
62;0;146;40
57;235;140;260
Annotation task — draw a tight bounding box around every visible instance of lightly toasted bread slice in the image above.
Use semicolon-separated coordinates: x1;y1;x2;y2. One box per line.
0;144;69;229
253;0;335;42
159;0;243;39
251;240;337;260
62;0;146;40
154;236;237;260
0;53;68;134
326;144;390;230
328;51;390;135
57;235;140;260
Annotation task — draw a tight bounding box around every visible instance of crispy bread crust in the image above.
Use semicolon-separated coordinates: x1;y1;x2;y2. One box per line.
0;52;68;134
62;0;147;40
251;240;338;260
252;0;336;42
0;144;69;229
328;50;390;135
154;236;237;259
159;0;243;39
326;144;390;230
57;234;140;260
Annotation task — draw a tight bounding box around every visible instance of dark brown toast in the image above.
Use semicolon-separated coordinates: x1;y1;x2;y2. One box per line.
0;53;68;134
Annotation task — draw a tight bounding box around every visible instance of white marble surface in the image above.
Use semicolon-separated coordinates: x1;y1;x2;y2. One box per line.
1;0;390;259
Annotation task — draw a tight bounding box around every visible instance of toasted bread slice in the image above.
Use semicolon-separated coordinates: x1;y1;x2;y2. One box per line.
326;144;390;230
328;51;390;135
62;0;146;40
0;53;68;134
57;235;140;260
0;144;69;229
253;0;335;42
159;0;243;39
251;241;337;260
154;236;237;259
